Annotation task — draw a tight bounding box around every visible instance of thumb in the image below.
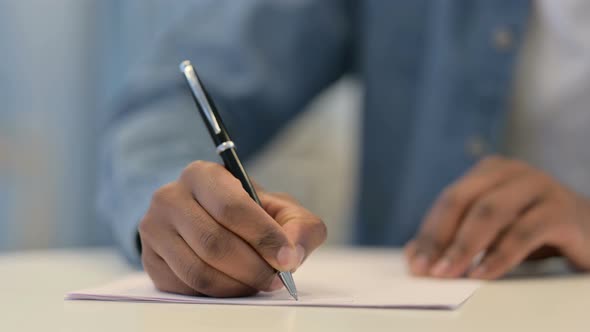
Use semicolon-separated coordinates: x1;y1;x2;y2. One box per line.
282;219;327;269
260;192;327;270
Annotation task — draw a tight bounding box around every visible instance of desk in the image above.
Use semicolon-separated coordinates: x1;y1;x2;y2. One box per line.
1;248;589;332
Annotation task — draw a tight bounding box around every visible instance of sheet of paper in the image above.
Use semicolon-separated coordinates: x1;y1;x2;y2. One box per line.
66;249;481;309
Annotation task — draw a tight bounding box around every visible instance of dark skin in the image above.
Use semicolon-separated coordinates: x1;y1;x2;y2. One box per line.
140;156;590;297
139;161;326;297
405;155;590;279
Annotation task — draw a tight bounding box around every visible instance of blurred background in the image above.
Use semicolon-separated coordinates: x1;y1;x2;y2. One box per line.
0;1;360;253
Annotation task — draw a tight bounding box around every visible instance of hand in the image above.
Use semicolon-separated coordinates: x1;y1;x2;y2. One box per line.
405;156;590;279
139;161;327;297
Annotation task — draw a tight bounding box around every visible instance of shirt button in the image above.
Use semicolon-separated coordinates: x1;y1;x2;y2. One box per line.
492;27;513;51
466;136;488;158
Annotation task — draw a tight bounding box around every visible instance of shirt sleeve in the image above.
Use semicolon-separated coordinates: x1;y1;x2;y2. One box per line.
97;0;354;265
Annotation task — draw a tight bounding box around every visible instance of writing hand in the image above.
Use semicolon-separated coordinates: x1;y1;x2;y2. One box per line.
139;161;327;297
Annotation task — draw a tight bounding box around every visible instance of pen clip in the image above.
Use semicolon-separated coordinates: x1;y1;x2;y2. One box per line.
180;60;222;135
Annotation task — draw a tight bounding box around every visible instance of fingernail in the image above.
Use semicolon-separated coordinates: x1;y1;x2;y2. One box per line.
431;258;451;277
470;265;487;279
269;276;283;291
411;254;430;275
295;245;305;267
277;246;299;270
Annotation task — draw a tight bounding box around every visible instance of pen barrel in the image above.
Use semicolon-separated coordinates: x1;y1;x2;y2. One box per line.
180;62;262;206
219;148;262;206
202;87;232;146
181;69;231;146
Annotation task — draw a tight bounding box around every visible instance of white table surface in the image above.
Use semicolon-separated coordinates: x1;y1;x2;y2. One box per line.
1;247;589;332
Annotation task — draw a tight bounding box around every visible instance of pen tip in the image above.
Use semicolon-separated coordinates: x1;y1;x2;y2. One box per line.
179;60;192;72
278;271;299;301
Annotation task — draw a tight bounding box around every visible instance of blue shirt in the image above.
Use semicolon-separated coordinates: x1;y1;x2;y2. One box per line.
98;0;531;264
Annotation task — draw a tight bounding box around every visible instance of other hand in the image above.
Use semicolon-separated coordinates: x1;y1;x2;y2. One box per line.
405;156;590;279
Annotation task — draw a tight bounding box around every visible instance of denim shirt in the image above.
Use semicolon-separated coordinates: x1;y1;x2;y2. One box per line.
99;0;531;264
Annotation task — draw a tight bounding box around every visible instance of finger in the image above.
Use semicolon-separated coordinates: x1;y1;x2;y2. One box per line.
430;171;550;278
181;161;298;272
410;156;527;275
141;244;199;295
260;192;327;266
404;240;419;272
154;229;260;298
468;203;556;279
172;194;278;291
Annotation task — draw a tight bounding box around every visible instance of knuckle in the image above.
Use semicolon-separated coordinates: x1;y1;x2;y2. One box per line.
145;184;184;231
473;198;496;220
439;188;464;211
138;217;150;237
178;204;205;226
138;216;158;241
199;228;231;261
151;183;177;207
217;193;250;222
181;160;223;185
183;160;209;177
185;259;213;293
449;240;471;258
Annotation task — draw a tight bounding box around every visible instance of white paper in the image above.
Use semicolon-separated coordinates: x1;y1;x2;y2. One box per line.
66;249;480;309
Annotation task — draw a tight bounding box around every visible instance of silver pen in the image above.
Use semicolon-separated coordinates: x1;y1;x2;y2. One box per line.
179;60;298;300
